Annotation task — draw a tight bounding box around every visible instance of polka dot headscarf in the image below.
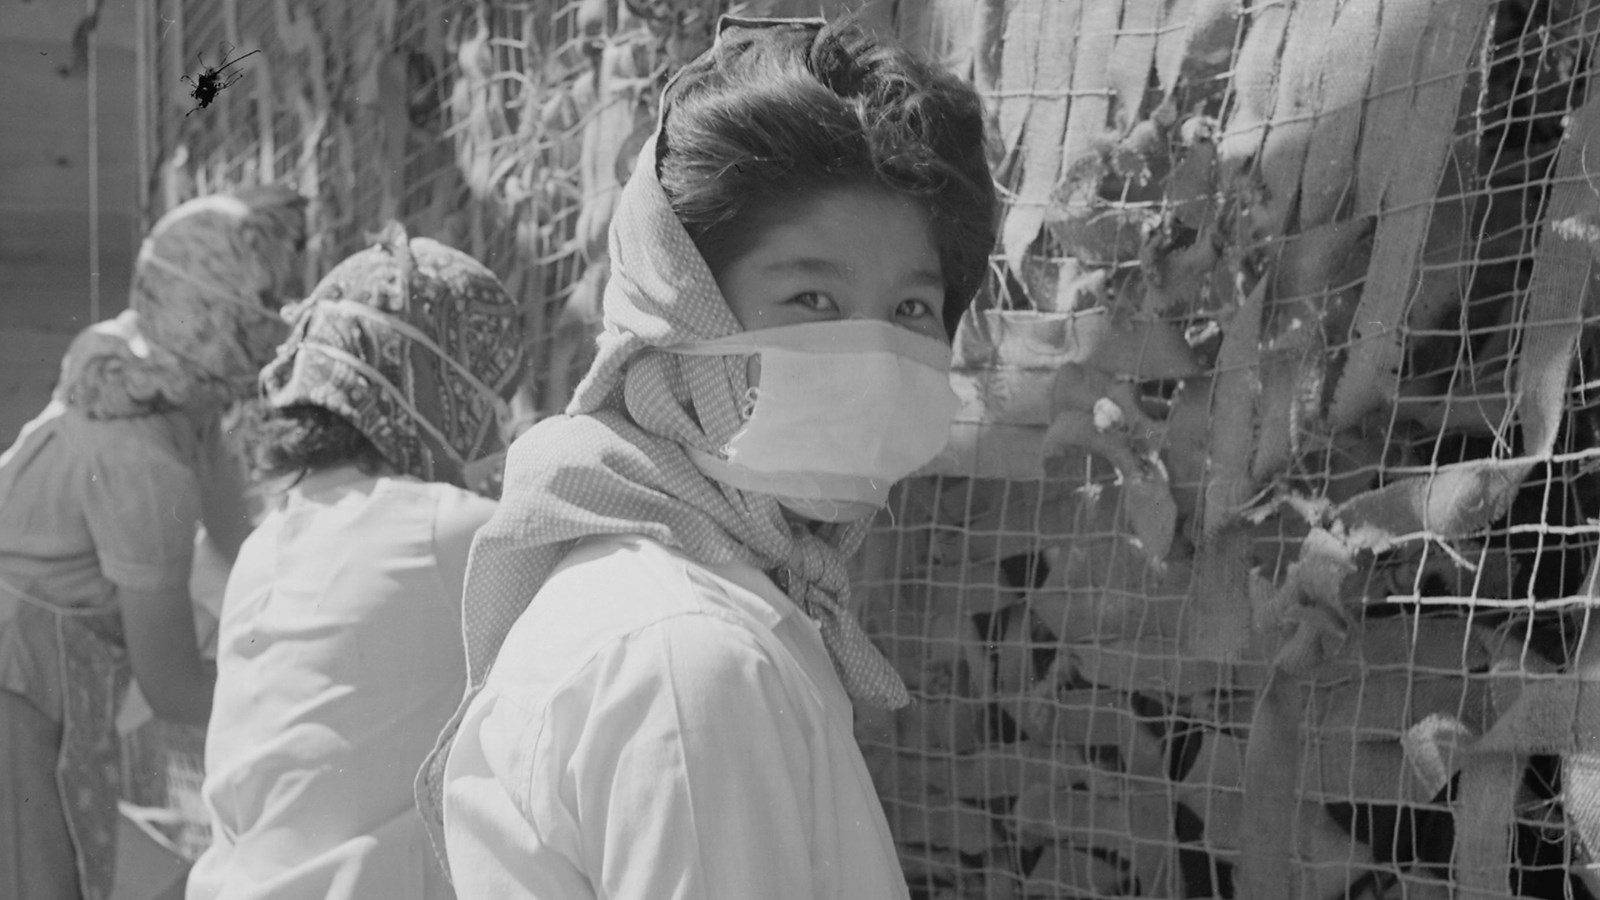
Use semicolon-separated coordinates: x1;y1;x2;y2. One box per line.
418;132;911;850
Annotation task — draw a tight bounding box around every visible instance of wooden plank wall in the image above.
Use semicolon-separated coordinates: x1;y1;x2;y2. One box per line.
1;0;140;441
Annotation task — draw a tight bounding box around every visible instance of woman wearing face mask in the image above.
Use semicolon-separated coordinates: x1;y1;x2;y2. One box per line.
186;225;525;900
427;17;996;899
0;187;306;900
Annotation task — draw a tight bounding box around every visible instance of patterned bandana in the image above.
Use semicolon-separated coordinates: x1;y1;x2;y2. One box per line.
55;187;306;418
260;225;525;486
131;186;307;402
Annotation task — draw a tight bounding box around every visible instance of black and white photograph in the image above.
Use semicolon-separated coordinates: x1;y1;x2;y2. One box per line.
5;1;1600;898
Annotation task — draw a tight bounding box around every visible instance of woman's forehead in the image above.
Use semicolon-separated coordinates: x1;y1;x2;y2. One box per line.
734;185;940;271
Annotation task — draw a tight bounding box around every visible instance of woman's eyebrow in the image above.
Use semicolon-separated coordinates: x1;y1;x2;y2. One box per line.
758;258;944;288
758;256;853;279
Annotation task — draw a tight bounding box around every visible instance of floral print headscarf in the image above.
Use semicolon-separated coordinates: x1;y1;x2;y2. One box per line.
55;186;307;418
261;224;526;486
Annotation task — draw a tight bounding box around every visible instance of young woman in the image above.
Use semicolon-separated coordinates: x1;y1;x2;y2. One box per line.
187;225;525;900
430;17;996;898
0;187;306;900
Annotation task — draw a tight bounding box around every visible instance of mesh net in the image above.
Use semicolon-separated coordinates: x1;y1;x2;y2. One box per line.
144;0;663;417
136;0;1600;896
857;1;1600;897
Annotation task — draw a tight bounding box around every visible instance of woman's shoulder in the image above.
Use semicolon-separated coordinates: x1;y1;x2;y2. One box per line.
542;535;708;611
494;536;766;645
488;535;795;708
362;476;498;552
45;410;211;493
418;478;498;521
368;475;495;516
528;535;790;646
55;406;214;474
55;404;167;446
548;535;768;609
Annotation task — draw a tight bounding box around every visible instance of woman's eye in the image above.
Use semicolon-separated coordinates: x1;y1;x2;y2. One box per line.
788;292;838;312
898;299;935;319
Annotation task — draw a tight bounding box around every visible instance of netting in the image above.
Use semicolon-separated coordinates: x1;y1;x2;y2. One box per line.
135;0;1600;896
856;1;1600;897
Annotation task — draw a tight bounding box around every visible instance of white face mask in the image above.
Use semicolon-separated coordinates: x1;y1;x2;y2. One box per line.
665;320;960;521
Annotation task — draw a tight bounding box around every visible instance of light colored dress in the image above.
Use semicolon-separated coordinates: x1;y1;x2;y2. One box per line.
0;400;221;900
0;402;217;711
187;467;494;900
443;534;910;900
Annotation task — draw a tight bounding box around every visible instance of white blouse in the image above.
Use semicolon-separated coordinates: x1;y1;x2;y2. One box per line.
443;534;909;899
190;469;495;900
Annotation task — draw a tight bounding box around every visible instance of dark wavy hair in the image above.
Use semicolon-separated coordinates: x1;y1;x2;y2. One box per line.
657;18;997;338
234;401;390;483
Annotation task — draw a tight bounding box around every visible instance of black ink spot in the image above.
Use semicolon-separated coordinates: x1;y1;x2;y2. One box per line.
182;43;260;116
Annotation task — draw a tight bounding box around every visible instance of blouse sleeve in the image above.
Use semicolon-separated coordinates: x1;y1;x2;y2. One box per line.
552;614;822;900
82;431;203;594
